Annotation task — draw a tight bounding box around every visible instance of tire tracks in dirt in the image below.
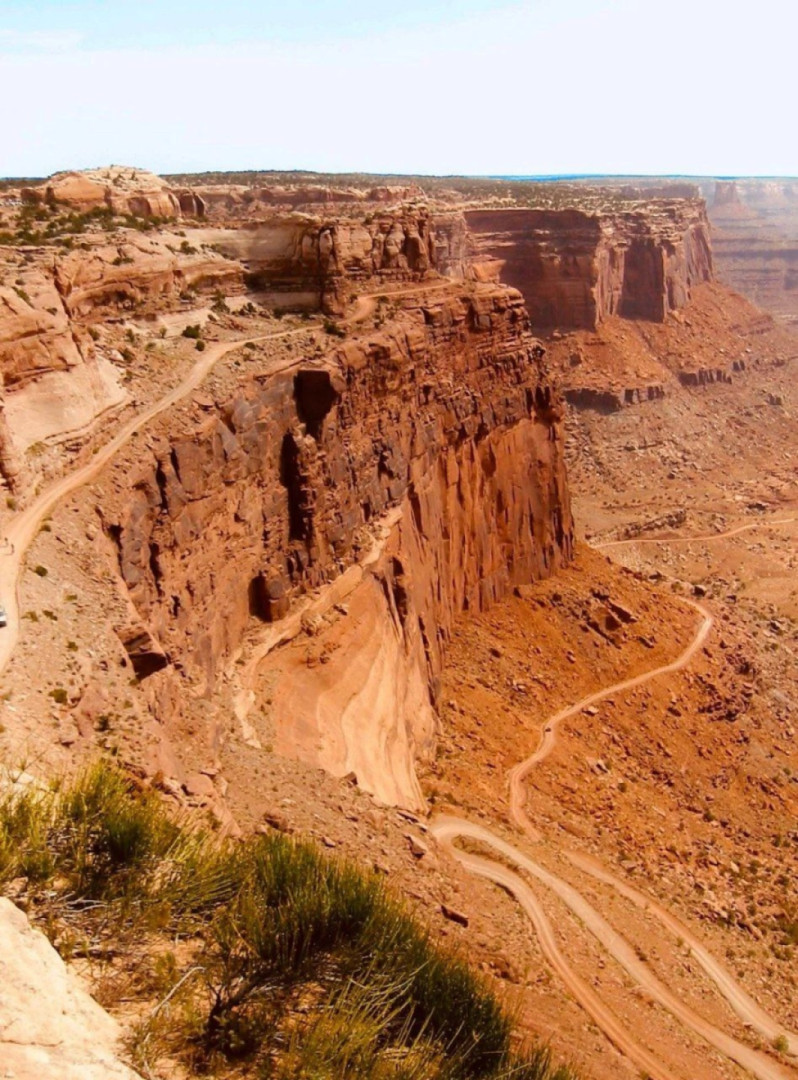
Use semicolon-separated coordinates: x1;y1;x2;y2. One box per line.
431;594;797;1079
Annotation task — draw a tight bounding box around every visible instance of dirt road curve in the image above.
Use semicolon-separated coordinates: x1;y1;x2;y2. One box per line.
508;600;713;842
431;596;798;1078
432;817;680;1080
567;850;798;1054
595;518;796;549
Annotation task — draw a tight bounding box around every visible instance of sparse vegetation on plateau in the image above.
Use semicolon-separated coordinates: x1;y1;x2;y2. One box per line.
0;202;169;247
0;762;577;1080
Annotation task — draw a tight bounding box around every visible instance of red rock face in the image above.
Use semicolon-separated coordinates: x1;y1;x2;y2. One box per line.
106;285;572;797
27;168;206;220
464;202;713;331
52;236;242;319
223;210;469;313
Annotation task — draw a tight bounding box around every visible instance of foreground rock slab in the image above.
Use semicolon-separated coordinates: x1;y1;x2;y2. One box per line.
0;898;143;1080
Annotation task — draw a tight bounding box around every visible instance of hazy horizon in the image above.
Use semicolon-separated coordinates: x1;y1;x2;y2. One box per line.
5;170;798;185
2;0;796;178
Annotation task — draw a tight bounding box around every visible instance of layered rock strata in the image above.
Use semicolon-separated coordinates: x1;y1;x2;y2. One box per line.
191;182;425;218
465;201;713;331
107;284;573;805
211;210;469;312
52;236;242;318
705;179;798;325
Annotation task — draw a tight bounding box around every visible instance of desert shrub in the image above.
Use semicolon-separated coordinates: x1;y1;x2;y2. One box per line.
182;324;202;340
323;318;346;337
55;762;179;897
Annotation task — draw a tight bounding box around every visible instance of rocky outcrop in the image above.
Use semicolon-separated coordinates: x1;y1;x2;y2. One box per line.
563;384;666;413
53;235;243;318
678;367;733;387
190;182;425;218
107;284;573;805
0;898;143;1080
212;210;468;313
24;166;205;220
465;201;713;332
115;621;170;678
0;269;83;388
174;189;206;218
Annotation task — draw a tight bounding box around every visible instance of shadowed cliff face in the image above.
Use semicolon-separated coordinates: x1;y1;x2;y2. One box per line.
464;202;713;331
107;284;573;806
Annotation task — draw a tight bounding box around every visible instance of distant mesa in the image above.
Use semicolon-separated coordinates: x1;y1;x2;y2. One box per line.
712;180;742;209
21;165;206;220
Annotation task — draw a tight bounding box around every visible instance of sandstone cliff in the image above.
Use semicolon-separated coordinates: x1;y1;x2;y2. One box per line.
209;210;469;313
106;284;572;806
465;201;713;331
23;166;206;220
53;235;242;318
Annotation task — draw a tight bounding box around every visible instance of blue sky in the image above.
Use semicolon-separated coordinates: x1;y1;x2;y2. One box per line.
1;0;796;178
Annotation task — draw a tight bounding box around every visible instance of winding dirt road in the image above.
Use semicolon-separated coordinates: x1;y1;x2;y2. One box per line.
431;594;798;1079
595;517;796;550
566;849;798;1055
508;599;713;842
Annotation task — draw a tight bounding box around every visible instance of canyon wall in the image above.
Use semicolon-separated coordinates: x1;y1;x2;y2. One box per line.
465;201;713;332
106;284;573;806
208;210;469;312
52;236;242;318
563;176;798;328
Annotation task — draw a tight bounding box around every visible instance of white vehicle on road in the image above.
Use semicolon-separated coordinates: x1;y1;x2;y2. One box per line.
0;605;6;628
